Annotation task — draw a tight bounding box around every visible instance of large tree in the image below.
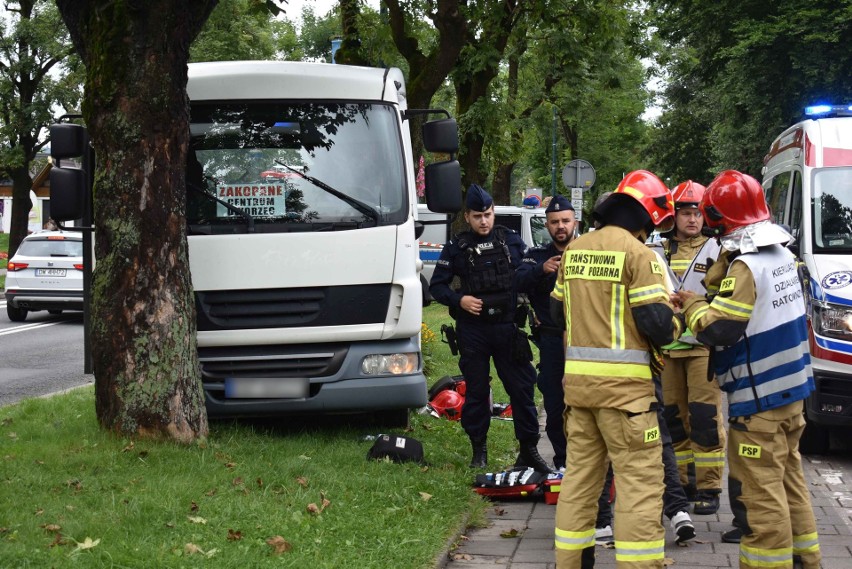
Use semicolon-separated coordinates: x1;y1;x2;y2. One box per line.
191;0;301;62
648;0;852;178
0;0;79;257
55;0;221;442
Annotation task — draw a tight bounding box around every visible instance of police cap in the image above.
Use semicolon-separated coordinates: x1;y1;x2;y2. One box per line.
545;195;574;213
466;184;494;211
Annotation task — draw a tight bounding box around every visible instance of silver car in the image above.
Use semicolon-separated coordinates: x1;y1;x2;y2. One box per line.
4;230;84;322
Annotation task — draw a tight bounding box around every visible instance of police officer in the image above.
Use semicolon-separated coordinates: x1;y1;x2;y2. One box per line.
552;171;684;568
657;181;727;515
675;170;820;569
516;194;577;470
429;184;549;472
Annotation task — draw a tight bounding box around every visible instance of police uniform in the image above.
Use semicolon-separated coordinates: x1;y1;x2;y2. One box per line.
552;224;683;568
683;245;820;569
429;184;543;470
659;233;727;512
516;195;572;469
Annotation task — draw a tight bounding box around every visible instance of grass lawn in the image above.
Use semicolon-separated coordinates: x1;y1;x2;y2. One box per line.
0;302;535;568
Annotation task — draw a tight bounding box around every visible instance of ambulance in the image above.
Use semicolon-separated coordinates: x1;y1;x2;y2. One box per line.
761;104;852;452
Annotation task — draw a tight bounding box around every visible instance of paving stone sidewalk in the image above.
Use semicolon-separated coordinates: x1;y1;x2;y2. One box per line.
440;414;852;569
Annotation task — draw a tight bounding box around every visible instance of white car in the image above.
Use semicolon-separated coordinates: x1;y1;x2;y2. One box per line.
4;230;84;322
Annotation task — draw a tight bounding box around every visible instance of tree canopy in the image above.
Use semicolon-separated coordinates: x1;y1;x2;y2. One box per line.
0;0;80;256
647;0;852;181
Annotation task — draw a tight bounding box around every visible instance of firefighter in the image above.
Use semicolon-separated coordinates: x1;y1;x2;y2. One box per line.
674;170;820;569
516;194;577;470
657;180;727;515
429;184;549;472
552;170;683;568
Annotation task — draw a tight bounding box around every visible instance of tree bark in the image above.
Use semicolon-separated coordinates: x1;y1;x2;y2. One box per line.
55;0;218;442
454;0;520;197
384;0;466;169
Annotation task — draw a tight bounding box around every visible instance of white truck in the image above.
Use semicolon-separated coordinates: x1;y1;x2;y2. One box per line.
761;104;852;452
50;61;461;425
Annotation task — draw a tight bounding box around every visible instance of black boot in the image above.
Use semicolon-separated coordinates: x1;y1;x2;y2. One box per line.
469;437;487;468
515;438;552;473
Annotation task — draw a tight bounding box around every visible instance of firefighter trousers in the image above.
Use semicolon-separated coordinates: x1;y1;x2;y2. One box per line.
728;400;820;569
555;406;665;568
661;351;726;492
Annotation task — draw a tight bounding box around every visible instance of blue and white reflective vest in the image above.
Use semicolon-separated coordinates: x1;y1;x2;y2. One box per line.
713;244;815;417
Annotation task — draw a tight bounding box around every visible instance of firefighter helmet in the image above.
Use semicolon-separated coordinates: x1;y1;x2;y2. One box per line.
429;389;463;421
701;170;770;237
671;180;706;209
614;170;675;231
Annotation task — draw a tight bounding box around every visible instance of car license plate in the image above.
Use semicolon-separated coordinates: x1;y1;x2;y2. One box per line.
224;377;309;399
35;268;67;277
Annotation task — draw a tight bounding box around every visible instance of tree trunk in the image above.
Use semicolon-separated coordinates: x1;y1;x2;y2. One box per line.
491;162;515;205
55;0;218;443
7;167;34;258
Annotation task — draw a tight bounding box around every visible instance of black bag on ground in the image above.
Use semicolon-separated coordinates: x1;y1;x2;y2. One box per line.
367;434;424;464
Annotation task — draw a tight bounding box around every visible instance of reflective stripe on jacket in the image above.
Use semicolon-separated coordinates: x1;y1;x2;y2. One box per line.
552;225;677;412
686;244;814;417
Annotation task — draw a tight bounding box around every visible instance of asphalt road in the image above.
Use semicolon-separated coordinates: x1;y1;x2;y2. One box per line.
0;300;92;407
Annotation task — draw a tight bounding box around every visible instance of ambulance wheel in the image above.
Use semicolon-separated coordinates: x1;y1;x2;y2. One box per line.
7;305;28;322
799;416;829;455
428;376;457;400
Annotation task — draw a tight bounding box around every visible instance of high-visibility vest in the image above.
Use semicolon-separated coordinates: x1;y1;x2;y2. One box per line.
712;244;814;417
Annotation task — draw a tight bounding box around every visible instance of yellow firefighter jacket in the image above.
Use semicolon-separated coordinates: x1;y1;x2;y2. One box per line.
552;225;683;413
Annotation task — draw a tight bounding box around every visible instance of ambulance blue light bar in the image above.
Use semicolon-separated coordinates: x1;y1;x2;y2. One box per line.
805;104;852;117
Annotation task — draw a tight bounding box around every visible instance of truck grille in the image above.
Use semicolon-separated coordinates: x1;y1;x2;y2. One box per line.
199;343;347;381
195;284;390;331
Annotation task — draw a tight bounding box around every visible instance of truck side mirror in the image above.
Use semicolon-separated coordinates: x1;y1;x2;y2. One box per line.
422;118;458;154
49;123;90;222
49;167;87;221
424;160;462;213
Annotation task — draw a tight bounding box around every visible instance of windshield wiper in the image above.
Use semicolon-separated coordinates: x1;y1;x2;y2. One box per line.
273;160;379;223
188;182;255;233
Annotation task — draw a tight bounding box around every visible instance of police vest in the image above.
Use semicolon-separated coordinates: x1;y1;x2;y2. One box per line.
712;244;815;417
457;227;513;296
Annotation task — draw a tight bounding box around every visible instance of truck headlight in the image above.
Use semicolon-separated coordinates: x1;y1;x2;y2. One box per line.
813;302;852;341
361;353;418;376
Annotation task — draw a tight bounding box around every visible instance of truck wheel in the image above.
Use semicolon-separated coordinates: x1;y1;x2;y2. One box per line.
7;305;28;322
798;416;830;455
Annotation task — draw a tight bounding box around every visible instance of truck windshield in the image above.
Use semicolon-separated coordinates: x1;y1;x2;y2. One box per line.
187;102;407;234
813;167;852;252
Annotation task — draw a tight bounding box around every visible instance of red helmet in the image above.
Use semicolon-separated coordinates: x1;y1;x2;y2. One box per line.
701;170;770;236
671;180;706;209
614;170;675;232
429;389;463;421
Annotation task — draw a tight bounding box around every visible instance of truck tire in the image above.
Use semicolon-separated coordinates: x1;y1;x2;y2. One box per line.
798;415;830;455
7;305;28;322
